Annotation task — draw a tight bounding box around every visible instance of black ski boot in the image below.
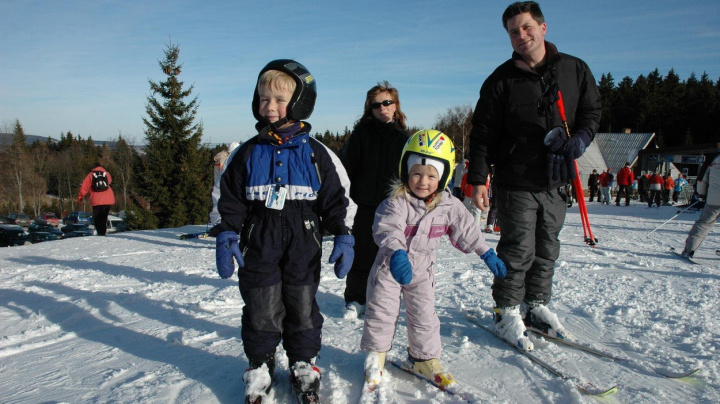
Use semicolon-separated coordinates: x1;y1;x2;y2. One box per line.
244;353;275;404
290;358;321;404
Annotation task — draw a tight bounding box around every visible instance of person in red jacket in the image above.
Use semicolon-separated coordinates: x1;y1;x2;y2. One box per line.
648;171;664;208
598;168;613;205
77;162;116;236
663;174;675;205
615;162;635;206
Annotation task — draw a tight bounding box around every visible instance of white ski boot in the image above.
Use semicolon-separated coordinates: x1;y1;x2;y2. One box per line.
343;301;366;320
523;301;574;340
494;305;534;351
243;355;274;404
290;360;321;402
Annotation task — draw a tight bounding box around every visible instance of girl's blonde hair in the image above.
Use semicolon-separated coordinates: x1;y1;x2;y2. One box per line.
388;178;442;211
258;70;296;94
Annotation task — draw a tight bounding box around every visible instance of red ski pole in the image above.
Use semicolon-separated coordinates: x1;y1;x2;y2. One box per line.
556;91;597;246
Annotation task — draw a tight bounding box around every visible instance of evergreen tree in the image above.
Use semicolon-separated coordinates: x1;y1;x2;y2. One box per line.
8;120;30;212
138;42;211;228
598;73;615;132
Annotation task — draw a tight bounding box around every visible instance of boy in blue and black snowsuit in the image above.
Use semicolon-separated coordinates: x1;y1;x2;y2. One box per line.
212;59;357;401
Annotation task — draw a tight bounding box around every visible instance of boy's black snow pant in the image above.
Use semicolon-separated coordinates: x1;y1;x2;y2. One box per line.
238;206;324;363
492;187;566;308
343;204;379;305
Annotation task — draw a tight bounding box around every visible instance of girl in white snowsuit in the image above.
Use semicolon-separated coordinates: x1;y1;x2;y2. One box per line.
361;130;507;388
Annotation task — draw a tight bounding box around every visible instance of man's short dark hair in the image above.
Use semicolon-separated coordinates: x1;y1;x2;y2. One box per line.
502;1;545;31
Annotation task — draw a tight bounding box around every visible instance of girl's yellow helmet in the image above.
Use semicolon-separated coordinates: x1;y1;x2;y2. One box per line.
399;129;456;190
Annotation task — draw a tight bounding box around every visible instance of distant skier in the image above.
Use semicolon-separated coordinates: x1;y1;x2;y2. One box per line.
208;141;239;227
680;154;720;259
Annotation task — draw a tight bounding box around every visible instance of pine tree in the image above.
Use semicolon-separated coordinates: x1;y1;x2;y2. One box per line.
8;120;30;212
138;42;211;228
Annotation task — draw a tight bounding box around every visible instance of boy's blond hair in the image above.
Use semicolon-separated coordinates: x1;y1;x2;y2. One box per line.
257;70;296;95
388;178;442;211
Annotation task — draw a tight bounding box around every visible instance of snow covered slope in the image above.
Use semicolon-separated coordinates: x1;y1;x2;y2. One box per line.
1;203;718;403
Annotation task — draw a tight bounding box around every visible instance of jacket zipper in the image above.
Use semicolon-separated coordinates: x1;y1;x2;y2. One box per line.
243;223;255;255
309;220;321;249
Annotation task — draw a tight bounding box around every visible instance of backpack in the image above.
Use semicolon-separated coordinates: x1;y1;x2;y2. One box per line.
91;171;109;192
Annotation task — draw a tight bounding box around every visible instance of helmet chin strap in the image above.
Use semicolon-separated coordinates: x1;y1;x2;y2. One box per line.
256;117;290;137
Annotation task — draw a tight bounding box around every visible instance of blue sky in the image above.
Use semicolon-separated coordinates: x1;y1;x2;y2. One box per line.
2;0;719;145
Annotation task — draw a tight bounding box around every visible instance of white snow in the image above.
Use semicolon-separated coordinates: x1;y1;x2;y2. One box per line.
1;202;719;403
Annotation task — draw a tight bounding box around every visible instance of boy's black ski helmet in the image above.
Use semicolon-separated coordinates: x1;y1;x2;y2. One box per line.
252;59;317;127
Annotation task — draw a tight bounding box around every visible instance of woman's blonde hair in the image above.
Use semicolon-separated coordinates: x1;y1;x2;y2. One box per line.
388;178;442;211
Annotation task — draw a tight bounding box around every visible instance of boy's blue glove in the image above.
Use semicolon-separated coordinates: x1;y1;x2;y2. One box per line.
390;250;413;285
329;234;355;278
481;248;507;278
216;231;243;279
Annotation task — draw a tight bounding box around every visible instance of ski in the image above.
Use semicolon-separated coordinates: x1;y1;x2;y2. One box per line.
465;314;618;397
179;231;210;240
357;379;386;404
669;247;699;264
387;359;477;403
526;328;701;379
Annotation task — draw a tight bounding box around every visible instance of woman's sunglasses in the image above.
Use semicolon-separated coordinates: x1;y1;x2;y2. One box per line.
371;100;394;109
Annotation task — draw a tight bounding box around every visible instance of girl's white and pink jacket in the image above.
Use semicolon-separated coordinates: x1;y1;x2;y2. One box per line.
361;188;492;360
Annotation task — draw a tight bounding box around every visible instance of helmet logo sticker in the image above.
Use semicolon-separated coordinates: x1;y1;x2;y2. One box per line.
426;131;445;151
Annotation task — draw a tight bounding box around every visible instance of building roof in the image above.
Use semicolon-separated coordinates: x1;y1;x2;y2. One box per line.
574;132;655;189
576;142;606;176
593;133;655;172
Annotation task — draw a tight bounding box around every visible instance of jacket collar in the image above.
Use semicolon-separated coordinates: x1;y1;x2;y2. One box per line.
512;40;560;74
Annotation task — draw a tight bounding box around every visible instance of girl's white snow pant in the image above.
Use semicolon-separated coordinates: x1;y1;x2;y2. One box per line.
361;256;441;360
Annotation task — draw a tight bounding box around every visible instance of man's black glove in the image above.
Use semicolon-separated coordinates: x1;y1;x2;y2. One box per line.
546;153;577;182
544;127;592;160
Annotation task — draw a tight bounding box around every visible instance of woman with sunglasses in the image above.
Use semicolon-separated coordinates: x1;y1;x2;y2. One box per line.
340;81;410;319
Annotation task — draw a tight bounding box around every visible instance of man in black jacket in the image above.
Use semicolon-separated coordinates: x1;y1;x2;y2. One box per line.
467;1;601;351
587;169;599;202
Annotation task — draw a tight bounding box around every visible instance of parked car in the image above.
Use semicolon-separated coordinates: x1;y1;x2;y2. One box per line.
7;212;32;227
28;223;64;243
61;223;95;238
35;212;61;227
0;214;12;224
106;215;127;233
0;224;32;247
63;211;92;226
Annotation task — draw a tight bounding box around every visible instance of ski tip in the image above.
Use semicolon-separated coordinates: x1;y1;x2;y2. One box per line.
580;384;618;397
660;367;702;379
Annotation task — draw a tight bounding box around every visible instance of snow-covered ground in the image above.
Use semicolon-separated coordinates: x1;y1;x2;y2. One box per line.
1;201;719;403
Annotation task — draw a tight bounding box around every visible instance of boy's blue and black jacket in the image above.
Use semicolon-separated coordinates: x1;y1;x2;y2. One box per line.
216;123;356;237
